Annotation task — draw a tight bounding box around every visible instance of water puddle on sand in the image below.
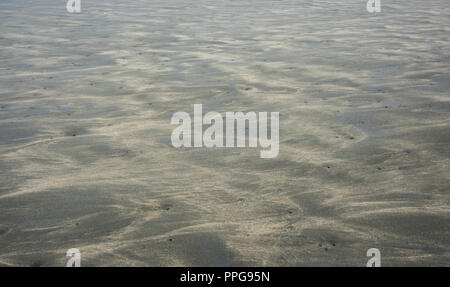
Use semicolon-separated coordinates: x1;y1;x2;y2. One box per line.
0;130;35;145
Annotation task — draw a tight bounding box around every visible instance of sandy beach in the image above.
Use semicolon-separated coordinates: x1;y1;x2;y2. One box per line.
0;0;449;266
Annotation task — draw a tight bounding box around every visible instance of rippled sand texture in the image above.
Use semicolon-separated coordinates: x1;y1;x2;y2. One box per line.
0;0;449;266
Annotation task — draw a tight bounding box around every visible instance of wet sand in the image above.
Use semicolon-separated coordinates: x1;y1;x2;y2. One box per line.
0;0;449;266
